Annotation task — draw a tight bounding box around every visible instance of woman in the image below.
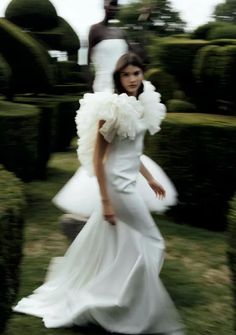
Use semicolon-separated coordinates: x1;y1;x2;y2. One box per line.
13;53;184;334
52;0;177;221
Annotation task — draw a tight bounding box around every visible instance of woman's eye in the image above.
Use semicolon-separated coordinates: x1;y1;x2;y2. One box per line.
134;71;141;76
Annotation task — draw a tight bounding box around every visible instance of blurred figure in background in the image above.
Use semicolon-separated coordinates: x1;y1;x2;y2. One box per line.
87;0;128;92
52;0;177;237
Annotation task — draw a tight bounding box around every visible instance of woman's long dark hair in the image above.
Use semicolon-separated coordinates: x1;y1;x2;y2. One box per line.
113;52;145;96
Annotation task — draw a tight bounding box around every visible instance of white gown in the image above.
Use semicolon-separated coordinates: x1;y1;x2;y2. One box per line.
13;84;184;334
52;39;178;219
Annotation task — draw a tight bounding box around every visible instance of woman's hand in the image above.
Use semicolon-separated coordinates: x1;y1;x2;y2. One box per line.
102;199;116;225
148;178;166;199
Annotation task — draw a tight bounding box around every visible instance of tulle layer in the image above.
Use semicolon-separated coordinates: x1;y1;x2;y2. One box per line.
52;154;177;219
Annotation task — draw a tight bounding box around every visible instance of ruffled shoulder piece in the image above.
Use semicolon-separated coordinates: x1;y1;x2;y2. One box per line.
138;81;166;135
76;81;166;175
75;91;143;175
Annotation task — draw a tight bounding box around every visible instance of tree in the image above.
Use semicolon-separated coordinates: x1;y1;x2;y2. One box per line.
118;0;185;37
213;0;236;23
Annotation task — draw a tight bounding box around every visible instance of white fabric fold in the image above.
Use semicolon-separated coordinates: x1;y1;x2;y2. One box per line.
75;81;166;176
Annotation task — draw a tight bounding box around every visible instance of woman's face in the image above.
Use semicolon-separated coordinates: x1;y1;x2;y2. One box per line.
120;65;144;96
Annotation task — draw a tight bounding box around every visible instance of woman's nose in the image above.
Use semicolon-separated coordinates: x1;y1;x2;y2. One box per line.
130;75;136;82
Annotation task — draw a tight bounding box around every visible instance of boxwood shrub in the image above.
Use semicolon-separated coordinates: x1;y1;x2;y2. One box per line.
0;101;40;181
145;113;236;230
0;54;11;98
194;44;236;115
0;165;25;333
227;193;236;330
208;24;236;40
0;18;54;94
167;99;197;113
145;68;177;103
15;94;80;152
191;21;228;40
5;0;58;31
159;38;208;98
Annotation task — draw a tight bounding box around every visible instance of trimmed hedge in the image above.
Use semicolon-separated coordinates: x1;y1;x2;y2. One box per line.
145;68;177;103
194;44;236;115
167;99;197;113
15;95;81;152
227;194;236;330
5;0;58;30
0;54;11;97
208;38;236;46
159;38;208;98
55;61;81;84
194;45;222;113
0;18;54;94
145;113;236;230
208;24;236;40
191;21;227;40
0;165;25;333
0;101;41;181
30;17;80;62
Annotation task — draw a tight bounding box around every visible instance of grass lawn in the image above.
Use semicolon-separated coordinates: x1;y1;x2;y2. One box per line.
4;149;234;335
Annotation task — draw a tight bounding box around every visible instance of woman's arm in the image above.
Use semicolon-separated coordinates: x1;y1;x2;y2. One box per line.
140;162;166;199
93;120;116;225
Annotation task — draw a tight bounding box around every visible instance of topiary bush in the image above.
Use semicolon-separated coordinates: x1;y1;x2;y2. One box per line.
227;193;236;330
5;0;58;30
15;94;80;152
159;38;208;98
194;44;236;115
208;24;236;40
194;45;222;113
191;21;227;40
167;99;197;113
0;101;41;181
55;61;81;84
0;54;12;98
0;165;25;333
145;68;177;103
0;18;54;95
30;17;80;62
218;45;236;111
208;38;236;46
145;113;236;230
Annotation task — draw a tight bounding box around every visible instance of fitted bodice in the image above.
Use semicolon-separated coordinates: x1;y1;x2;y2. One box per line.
91;39;128;92
105;121;146;193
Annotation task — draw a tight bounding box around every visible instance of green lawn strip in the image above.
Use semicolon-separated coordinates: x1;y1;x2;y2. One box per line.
4;150;234;335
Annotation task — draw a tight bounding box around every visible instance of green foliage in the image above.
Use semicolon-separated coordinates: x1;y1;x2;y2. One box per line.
145;113;236;230
145;67;177;103
15;95;80;152
194;45;222;113
191;21;227;40
208;38;236;46
0;165;25;333
55;61;81;84
5;0;58;30
167;99;197;113
227;193;236;330
208;24;236;40
194;44;236;115
159;38;208;97
0;54;11;97
30;17;80;61
0;19;54;95
118;0;185;37
214;0;236;24
0;101;40;181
